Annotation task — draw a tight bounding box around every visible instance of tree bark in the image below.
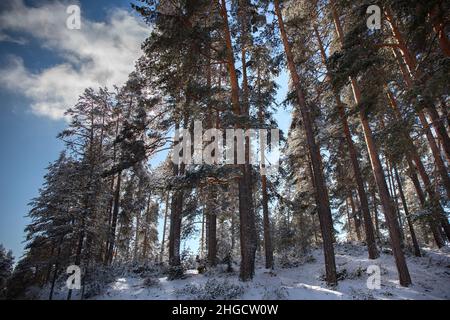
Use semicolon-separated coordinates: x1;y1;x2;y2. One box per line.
275;0;337;285
314;24;378;259
429;1;450;57
386;88;447;246
160;192;170;263
394;166;421;257
331;1;411;286
349;193;362;242
169;121;184;267
371;188;381;244
219;0;257;281
385;9;450;199
106;171;122;265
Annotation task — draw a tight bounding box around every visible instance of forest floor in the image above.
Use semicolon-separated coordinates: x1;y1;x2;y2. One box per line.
38;243;450;300
90;243;450;300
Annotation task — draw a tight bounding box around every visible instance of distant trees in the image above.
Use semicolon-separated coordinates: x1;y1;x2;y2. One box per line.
0;245;14;299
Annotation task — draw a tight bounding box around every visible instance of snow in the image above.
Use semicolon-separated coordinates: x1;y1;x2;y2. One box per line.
47;244;450;300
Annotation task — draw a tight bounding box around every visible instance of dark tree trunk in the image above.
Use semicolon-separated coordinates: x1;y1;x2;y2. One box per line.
314;24;378;259
105;171;122;265
206;198;217;266
276;0;337;285
385;158;405;243
49;237;63;300
349;193;362;242
385;9;450;199
206;50;217;267
345;198;353;241
256;64;274;269
386;86;450;244
332;1;411;286
169;157;184;267
261;173;273;269
394;166;422;257
371;188;381;244
429;2;450;57
220;0;257;281
160;192;170;263
427;106;450;163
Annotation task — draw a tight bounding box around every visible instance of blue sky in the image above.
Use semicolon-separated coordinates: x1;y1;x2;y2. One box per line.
0;0;291;260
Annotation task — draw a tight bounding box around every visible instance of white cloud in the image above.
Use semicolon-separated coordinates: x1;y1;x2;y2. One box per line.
0;0;149;120
0;32;28;45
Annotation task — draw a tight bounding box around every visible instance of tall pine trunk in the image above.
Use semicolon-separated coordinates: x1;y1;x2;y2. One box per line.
331;1;411;286
105;171;122;265
275;0;337;285
349;193;362;242
385;9;450;199
394;166;422;257
314;25;378;259
386;86;450;244
219;0;257;281
159;192;170;262
169;121;184;267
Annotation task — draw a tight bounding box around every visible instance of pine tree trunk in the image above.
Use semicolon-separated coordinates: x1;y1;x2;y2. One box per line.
385;9;450;199
206;52;217;267
49;237;63;300
394;166;421;257
104;115;121;263
427;106;450;163
385;157;405;243
106;171;122;265
331;1;411;286
206;197;217;266
160;192;169;263
314;25;378;259
134;212;141;262
429;2;450;57
345;198;353;241
256;63;274;269
275;0;337;285
417;111;450;199
386;88;447;246
200;209;205;259
168;119;185;267
219;0;257;281
349;193;362;242
261;171;273;269
371;188;381;244
169;160;183;267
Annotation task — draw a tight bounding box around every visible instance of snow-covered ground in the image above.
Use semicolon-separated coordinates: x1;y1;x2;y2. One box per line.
44;244;450;300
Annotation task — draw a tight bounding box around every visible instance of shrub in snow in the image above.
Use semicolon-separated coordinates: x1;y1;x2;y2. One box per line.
350;288;375;300
142;277;160;287
81;265;117;299
262;286;288;300
131;262;165;279
221;253;234;273
167;265;186;280
277;248;315;269
175;279;244;300
181;248;197;270
197;265;207;274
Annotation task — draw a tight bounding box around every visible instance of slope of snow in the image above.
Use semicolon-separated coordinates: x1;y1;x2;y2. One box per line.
49;244;450;300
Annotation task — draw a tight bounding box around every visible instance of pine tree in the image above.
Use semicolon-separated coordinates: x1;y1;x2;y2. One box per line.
0;245;14;299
